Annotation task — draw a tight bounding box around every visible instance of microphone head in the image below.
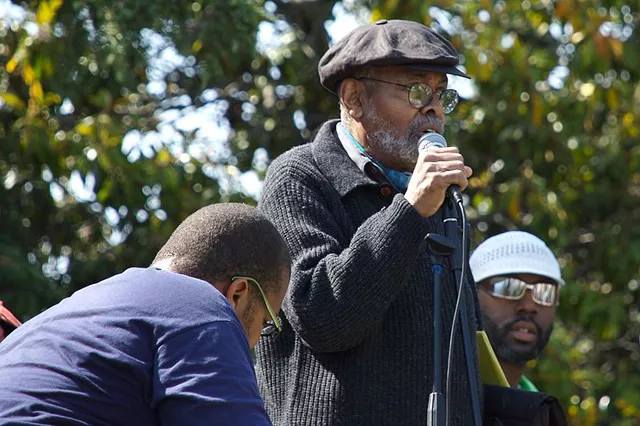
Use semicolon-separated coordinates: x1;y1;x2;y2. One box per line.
418;132;447;153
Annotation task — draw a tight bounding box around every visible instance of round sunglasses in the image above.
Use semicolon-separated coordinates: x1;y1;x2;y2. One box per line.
357;77;459;114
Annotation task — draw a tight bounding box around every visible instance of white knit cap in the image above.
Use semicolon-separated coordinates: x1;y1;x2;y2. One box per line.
469;231;564;286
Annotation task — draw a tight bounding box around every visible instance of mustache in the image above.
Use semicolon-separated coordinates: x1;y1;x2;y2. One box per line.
407;114;444;135
500;316;544;337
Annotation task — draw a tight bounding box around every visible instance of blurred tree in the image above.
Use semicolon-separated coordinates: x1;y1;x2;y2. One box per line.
2;0;639;424
364;0;640;424
1;0;259;314
0;0;341;314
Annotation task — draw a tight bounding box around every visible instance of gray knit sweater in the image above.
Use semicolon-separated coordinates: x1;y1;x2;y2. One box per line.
255;120;483;426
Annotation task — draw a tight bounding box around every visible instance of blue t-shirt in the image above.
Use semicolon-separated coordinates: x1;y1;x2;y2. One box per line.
0;268;272;426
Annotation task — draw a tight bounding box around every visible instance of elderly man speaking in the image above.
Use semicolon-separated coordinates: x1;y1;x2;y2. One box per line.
255;20;482;425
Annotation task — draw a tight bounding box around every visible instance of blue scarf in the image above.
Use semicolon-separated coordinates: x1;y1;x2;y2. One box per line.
337;124;412;192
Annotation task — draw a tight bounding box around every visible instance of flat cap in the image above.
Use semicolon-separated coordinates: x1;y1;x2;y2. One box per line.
318;19;469;93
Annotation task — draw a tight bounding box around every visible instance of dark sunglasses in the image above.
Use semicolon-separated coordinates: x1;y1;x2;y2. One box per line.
479;276;560;307
356;77;459;114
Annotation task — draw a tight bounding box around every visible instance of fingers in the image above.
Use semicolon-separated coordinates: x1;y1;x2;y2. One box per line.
418;147;463;163
405;146;472;217
416;147;472;181
424;159;465;173
436;169;469;191
422;146;460;154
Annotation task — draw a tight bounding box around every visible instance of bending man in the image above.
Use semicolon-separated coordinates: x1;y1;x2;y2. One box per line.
0;203;290;426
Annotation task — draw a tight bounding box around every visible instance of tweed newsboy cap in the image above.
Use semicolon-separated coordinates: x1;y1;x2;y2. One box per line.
318;19;469;93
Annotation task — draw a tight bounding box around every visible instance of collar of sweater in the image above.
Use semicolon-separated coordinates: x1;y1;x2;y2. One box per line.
311;120;394;197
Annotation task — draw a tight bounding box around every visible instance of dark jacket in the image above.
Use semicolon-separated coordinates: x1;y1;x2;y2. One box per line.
255;119;483;425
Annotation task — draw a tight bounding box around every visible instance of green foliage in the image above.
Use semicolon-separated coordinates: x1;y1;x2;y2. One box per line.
0;0;264;314
1;0;340;315
1;0;639;423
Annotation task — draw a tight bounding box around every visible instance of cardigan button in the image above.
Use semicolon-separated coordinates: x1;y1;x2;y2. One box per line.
380;186;393;197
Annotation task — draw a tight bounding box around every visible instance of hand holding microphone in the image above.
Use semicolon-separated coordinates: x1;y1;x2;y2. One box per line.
404;132;472;218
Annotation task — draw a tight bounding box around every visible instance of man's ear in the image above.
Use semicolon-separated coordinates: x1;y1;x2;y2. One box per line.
339;78;367;121
224;278;252;312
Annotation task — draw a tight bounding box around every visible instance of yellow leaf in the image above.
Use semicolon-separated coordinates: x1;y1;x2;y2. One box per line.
36;0;63;25
530;12;544;29
43;92;62;106
6;44;28;74
192;40;203;54
370;8;383;22
6;58;18;73
22;63;35;85
0;92;26;112
76;123;94;137
97;179;112;203
156;149;171;167
29;81;44;103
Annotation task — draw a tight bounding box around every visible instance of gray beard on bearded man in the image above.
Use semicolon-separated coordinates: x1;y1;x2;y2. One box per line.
365;112;444;171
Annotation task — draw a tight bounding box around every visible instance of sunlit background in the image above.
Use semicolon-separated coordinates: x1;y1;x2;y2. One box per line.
1;1;639;424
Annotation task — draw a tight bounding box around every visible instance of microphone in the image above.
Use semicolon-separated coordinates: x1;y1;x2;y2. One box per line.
418;132;464;204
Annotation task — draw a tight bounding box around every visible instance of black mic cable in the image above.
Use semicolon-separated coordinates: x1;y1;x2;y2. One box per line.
444;198;469;426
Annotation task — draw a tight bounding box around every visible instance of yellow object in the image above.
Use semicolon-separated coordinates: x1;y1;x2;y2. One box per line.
477;331;510;387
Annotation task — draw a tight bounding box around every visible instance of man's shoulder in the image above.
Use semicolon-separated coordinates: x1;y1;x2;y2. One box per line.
82;268;221;302
124;268;234;318
268;141;316;177
266;120;342;183
64;268;236;327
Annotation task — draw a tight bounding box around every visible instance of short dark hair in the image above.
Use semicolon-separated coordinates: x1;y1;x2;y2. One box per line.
153;203;290;295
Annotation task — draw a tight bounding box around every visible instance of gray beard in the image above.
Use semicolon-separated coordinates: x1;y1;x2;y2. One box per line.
482;314;554;365
364;108;444;171
367;126;417;170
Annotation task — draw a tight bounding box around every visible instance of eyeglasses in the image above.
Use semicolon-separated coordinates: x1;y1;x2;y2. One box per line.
356;77;459;114
479;276;560;307
231;276;282;336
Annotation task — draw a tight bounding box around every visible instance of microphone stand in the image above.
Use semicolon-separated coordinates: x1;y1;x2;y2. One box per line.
425;233;455;426
442;195;482;426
